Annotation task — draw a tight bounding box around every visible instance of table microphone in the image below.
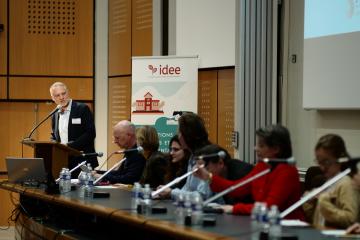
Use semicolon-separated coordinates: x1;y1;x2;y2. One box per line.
55;160;87;182
80;152;104;158
280;167;351;219
151;164;205;198
23;105;62;140
195;151;226;161
96;146;144;170
260;157;296;164
203;168;271;206
94;157;127;185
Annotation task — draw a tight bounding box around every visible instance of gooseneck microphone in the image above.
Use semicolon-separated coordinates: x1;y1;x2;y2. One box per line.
203;168;271;205
93;146;144;185
280;168;351;219
261;156;296;164
96;146;144;170
151;164;205;198
115;146;144;154
195;151;226;161
24;105;62;140
81;152;104;158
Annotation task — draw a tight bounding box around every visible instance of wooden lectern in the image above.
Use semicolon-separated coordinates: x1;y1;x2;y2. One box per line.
22;140;81;180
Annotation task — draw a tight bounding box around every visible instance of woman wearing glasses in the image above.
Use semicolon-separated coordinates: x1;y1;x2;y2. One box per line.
303;134;360;229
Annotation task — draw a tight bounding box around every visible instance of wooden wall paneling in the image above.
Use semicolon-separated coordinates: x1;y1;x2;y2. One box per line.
0;186;18;226
218;69;235;157
9;77;93;100
109;0;131;76
9;0;93;76
107;77;131;168
0;102;35;171
198;70;218;144
132;0;152;56
0;77;6;99
0;0;7;74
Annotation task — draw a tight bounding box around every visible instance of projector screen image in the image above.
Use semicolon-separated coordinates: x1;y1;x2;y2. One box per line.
303;0;360;109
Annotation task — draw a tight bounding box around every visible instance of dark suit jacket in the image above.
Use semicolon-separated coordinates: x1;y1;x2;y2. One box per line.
51;101;98;172
103;145;146;184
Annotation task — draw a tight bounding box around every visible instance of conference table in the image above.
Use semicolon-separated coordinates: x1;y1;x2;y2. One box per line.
0;181;341;239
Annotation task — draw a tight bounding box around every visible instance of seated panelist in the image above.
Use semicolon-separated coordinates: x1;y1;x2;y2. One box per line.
194;124;305;220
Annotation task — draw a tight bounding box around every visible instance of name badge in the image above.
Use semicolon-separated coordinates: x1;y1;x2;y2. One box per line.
72;118;81;124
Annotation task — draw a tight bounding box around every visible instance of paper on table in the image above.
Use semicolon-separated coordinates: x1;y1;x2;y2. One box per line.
281;220;310;227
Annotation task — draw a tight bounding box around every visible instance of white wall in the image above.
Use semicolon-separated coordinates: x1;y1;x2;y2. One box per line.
95;0;108;166
284;0;360;168
172;0;235;68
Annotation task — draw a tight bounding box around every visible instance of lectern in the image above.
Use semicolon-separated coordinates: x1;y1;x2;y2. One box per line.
22;140;80;181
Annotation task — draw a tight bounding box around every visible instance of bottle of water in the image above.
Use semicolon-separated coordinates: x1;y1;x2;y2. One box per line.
59;168;66;194
78;170;88;198
184;192;192;226
191;192;203;225
268;205;282;240
259;203;269;233
131;182;141;212
250;202;262;240
84;171;94;198
142;184;152;215
175;192;185;225
64;168;72;193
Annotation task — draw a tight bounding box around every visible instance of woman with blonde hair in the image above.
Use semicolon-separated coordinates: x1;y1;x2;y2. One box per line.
136;126;169;188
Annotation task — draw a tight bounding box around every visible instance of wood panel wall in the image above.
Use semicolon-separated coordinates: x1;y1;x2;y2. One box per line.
9;77;93;100
9;0;93;76
198;70;218;143
218;69;235;155
132;0;152;57
198;68;235;156
0;0;6;74
0;77;6;99
108;0;152;164
108;0;131;76
107;77;131;167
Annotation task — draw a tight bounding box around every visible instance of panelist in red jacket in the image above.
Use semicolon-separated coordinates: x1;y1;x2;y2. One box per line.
194;124;304;220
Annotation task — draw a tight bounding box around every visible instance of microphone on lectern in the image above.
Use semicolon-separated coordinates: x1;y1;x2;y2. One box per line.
80;152;104;158
24;105;62;140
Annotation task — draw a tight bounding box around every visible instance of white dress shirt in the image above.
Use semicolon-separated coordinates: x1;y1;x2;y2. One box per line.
58;100;72;144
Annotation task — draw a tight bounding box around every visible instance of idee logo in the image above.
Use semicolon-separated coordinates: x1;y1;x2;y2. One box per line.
148;64;181;76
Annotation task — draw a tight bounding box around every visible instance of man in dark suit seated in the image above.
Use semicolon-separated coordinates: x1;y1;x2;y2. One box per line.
50;82;98;177
95;120;146;184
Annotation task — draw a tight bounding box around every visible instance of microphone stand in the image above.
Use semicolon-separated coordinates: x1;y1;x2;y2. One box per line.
280;167;351;219
203;168;271;205
24;105;61;141
151;165;205;198
96;151;119;170
94;157;126;185
55;160;87;182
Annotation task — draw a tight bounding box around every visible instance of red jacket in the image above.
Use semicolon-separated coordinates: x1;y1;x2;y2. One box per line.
210;162;305;220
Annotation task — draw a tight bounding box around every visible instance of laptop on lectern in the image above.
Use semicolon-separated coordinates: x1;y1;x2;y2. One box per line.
5;157;47;184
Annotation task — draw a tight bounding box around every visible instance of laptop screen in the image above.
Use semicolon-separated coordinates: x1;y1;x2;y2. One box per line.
5;157;47;184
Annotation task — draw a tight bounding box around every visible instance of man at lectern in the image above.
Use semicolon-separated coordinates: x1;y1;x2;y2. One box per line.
49;82;98;177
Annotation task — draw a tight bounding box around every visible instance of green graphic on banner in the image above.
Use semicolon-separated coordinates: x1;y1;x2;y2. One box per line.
136;117;178;153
